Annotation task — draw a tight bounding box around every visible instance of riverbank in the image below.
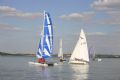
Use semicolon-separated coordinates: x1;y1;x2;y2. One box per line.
0;51;120;58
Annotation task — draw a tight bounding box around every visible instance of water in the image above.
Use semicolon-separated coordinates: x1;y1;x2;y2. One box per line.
0;56;120;80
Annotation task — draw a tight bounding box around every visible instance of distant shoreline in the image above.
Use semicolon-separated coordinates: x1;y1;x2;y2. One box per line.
0;52;120;58
0;52;34;56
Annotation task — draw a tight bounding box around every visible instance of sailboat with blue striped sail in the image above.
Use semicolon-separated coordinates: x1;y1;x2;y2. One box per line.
37;11;53;59
29;11;57;66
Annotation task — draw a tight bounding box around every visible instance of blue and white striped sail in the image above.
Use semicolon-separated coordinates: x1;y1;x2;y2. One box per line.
36;11;53;59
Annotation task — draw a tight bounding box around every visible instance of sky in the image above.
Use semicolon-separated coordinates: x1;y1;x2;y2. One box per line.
0;0;120;55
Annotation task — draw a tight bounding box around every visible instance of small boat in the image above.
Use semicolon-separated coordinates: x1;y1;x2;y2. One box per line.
29;11;58;66
91;47;102;62
69;29;89;65
58;39;66;62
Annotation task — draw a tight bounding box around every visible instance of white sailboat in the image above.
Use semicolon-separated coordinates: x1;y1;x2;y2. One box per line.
29;11;57;66
58;39;66;62
69;29;89;64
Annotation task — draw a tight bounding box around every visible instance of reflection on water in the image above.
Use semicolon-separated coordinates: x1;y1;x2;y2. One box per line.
69;64;89;80
38;67;50;80
32;63;89;80
32;63;70;80
1;56;120;80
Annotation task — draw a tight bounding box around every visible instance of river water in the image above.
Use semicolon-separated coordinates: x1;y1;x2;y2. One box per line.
0;56;120;80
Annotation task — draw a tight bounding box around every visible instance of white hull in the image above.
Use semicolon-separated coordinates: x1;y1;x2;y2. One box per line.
69;61;88;65
94;58;102;62
97;58;102;62
28;62;58;67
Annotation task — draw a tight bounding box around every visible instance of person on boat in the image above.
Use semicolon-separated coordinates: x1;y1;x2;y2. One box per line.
59;57;66;62
60;58;63;62
37;58;46;64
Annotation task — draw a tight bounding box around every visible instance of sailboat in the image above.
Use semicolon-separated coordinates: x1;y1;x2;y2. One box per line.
29;11;57;66
92;47;102;62
69;29;89;64
58;39;66;62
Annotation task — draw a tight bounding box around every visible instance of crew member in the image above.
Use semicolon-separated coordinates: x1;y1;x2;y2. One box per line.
38;58;46;64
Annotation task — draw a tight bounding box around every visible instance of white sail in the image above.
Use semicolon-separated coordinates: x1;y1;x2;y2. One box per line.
58;39;63;59
69;29;89;64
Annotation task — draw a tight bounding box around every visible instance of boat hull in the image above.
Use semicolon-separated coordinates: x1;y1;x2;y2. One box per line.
93;58;102;62
60;59;66;62
69;61;88;65
28;62;58;67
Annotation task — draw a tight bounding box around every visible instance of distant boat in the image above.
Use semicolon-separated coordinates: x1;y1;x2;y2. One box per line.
29;11;58;66
92;47;102;62
69;29;89;64
58;39;66;62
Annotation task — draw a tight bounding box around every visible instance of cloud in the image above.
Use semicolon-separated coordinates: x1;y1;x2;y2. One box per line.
0;6;16;13
91;0;120;10
96;11;120;25
99;18;120;25
91;0;120;25
60;12;94;21
0;6;42;19
106;11;120;16
0;23;23;31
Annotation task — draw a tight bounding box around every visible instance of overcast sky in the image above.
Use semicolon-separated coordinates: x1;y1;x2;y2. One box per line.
0;0;120;54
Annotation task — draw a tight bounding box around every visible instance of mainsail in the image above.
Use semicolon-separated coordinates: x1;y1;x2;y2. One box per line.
36;11;53;59
69;29;89;64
